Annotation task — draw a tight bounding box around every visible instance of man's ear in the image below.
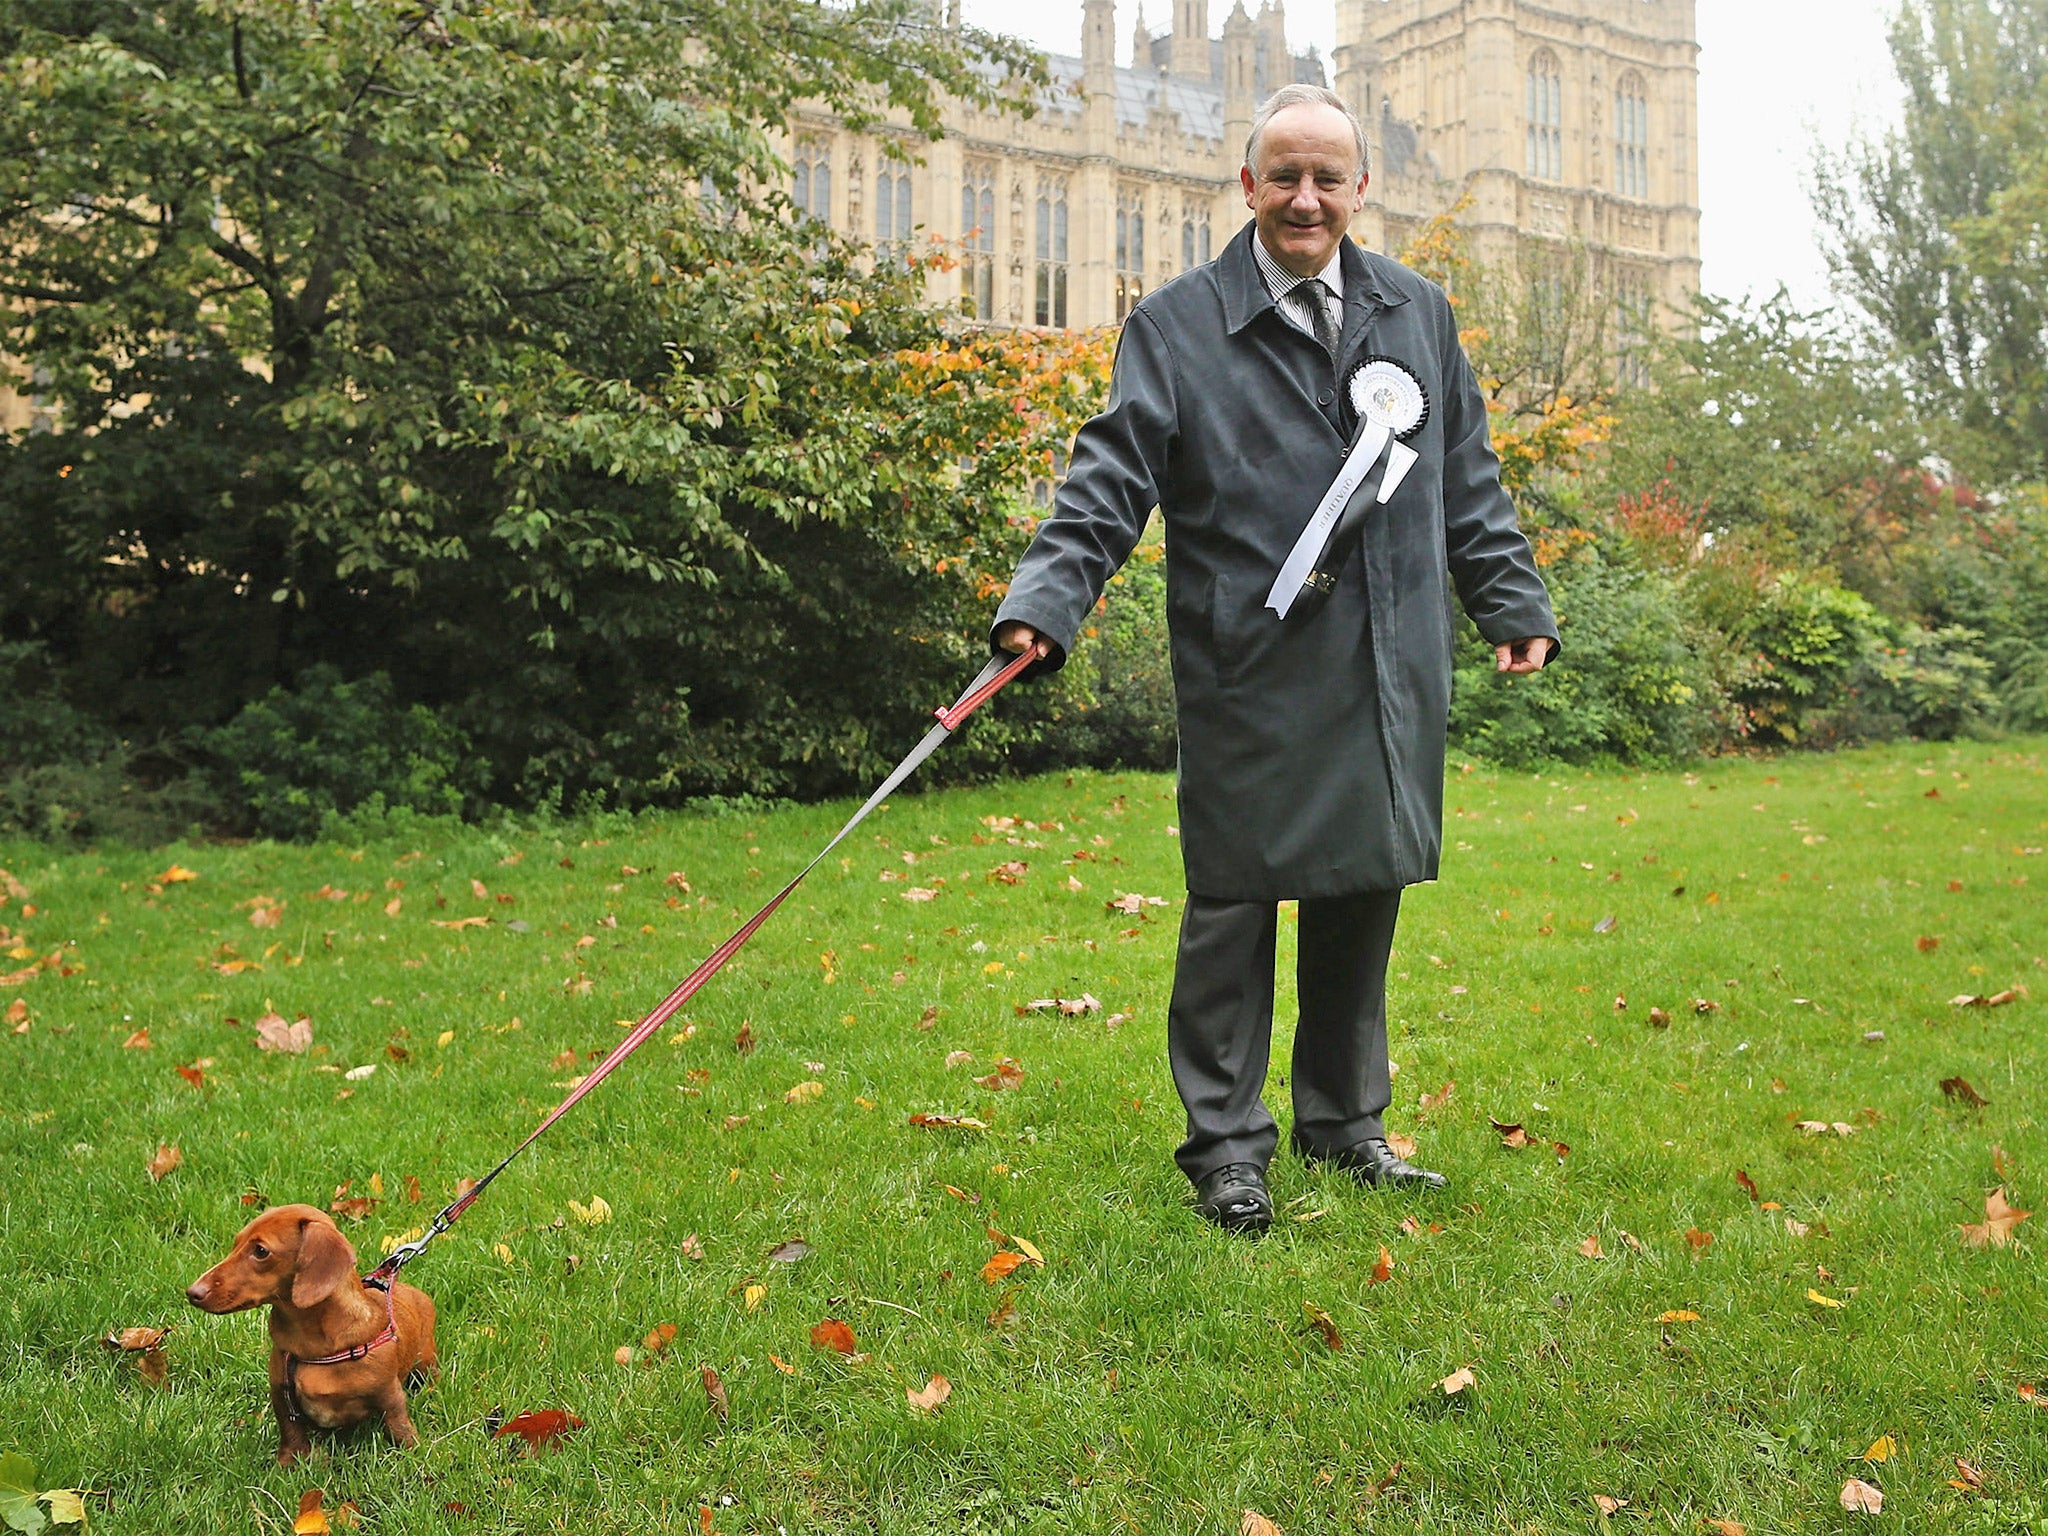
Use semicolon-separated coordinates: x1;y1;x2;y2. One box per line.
291;1216;358;1308
1240;164;1258;208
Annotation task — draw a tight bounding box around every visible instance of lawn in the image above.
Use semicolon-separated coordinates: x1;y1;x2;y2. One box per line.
1;737;2044;1535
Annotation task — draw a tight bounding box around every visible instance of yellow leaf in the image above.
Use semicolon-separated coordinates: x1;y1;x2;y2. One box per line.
493;1243;514;1264
1658;1309;1702;1323
437;1029;454;1047
1011;1236;1045;1266
294;1488;330;1534
784;1080;824;1103
156;865;200;885
1808;1288;1846;1309
40;1488;86;1526
567;1195;612;1226
1860;1435;1898;1463
744;1284;766;1311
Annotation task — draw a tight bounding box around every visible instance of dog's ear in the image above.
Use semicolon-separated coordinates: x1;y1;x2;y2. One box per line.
291;1215;358;1308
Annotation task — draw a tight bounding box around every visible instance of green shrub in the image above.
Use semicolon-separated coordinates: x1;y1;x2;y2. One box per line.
0;751;225;846
200;666;480;841
1449;506;1719;768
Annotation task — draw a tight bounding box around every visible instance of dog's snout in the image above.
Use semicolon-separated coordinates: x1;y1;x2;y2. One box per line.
185;1280;211;1307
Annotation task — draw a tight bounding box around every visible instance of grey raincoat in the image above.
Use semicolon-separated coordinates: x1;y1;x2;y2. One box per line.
993;222;1559;901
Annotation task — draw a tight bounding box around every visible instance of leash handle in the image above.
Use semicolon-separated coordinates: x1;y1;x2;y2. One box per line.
371;648;1043;1278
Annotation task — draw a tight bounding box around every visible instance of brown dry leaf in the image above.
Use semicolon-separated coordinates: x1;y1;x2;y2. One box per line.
250;902;285;929
1785;1216;1811;1238
1619;1230;1645;1254
1302;1301;1343;1350
1397;1213;1423;1237
734;1022;756;1055
1941;1076;1990;1108
645;1323;678;1354
104;1325;168;1352
1439;1365;1476;1396
989;861;1028;884
5;998;27;1027
176;1063;206;1089
908;1112;989;1130
1386;1132;1418;1160
1839;1478;1884;1514
254;1011;313;1054
809;1318;858;1355
1993;1145;2012;1179
1951;988;2023;1008
700;1364;728;1423
1734;1169;1760;1202
1916;934;1940;952
429;916;490;930
1369;1245;1394;1286
329;1194;379;1223
981;1252;1026;1284
137;1346;169;1386
1859;1434;1897;1463
944;1050;975;1068
766;1239;811;1265
2021;1382;2040;1406
1239;1511;1281;1536
1685;1228;1714;1252
1958;1187;2031;1249
906;1374;952;1413
1106;892;1170;915
1594;1494;1628;1516
294;1488;330;1535
916;1005;938;1031
1951;1457;1986;1492
784;1080;824;1104
1368;1462;1401;1498
156;865;200;885
1648;1005;1672;1028
768;1353;795;1375
1658;1309;1702;1323
974;1057;1025;1091
494;1409;584;1452
1489;1117;1536;1149
123;1027;151;1049
1417;1080;1455;1114
147;1142;182;1182
1578;1235;1605;1259
1704;1522;1746;1536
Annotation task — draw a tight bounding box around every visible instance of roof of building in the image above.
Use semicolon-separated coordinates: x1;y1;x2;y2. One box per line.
1035;45;1325;145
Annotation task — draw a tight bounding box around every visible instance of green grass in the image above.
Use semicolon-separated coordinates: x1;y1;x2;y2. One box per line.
2;738;2045;1535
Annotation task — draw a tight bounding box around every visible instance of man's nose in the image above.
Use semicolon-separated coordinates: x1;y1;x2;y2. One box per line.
1290;181;1323;215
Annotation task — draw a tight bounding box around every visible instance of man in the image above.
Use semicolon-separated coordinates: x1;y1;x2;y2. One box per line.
992;84;1558;1235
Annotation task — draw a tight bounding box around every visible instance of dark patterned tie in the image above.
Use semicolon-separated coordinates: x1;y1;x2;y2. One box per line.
1304;279;1339;363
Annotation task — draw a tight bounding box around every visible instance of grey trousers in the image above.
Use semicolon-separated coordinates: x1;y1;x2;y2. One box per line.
1166;889;1403;1182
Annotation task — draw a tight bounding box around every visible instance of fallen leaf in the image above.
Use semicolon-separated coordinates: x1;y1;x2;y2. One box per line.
700;1364;728;1423
1011;1235;1045;1266
1796;1119;1857;1138
1951;988;2022;1008
1648;1007;1671;1029
567;1195;612;1226
123;1027;151;1049
1734;1169;1759;1202
1941;1076;1989;1108
908;1112;989;1131
1619;1231;1645;1254
254;1011;313;1054
981;1252;1026;1284
1239;1511;1280;1536
743;1284;765;1311
1704;1521;1746;1536
1578;1235;1605;1259
294;1488;330;1535
644;1322;677;1355
1693;997;1719;1014
915;1005;938;1031
1917;935;1940;952
2022;1382;2040;1405
784;1080;824;1103
1303;1301;1343;1349
147;1142;181;1182
974;1057;1025;1091
176;1063;206;1089
1686;1228;1714;1252
429;916;490;930
809;1318;858;1354
1785;1216;1811;1237
1593;915;1618;933
769;1353;795;1374
1106;893;1170;914
104;1325;168;1352
1839;1478;1883;1514
1808;1287;1846;1309
136;1345;168;1386
1418;1080;1455;1114
1368;1462;1401;1497
734;1022;756;1054
40;1488;85;1528
1594;1494;1628;1516
1369;1245;1394;1285
156;865;199;885
906;1374;952;1412
1439;1365;1476;1396
1489;1117;1536;1149
1958;1187;2030;1249
900;887;937;902
989;860;1028;884
1398;1214;1423;1236
493;1409;583;1451
343;1063;376;1081
1950;1457;1986;1492
1658;1310;1702;1323
1859;1434;1897;1463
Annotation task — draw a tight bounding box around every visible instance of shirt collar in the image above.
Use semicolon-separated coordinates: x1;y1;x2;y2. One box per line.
1252;233;1345;301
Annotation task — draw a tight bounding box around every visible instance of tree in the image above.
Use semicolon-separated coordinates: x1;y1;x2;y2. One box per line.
0;0;1116;809
1815;0;2048;485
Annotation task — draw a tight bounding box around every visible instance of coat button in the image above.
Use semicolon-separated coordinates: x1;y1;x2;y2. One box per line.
1318;391;1333;406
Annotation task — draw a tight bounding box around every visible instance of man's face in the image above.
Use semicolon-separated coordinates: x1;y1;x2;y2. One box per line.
1239;104;1368;278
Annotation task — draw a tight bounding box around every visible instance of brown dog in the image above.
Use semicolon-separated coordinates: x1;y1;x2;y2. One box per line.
187;1204;438;1464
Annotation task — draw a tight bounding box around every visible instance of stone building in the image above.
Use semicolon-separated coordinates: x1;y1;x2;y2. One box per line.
783;0;1700;368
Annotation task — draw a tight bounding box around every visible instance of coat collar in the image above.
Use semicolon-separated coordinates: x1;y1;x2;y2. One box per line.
1220;221;1409;336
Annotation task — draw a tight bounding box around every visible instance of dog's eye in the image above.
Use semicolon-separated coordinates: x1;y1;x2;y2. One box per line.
251;1242;271;1260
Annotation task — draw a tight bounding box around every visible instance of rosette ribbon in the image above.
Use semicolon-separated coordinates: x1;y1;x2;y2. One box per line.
1265;357;1430;620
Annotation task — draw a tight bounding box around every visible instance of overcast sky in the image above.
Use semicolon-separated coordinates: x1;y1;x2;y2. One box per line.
958;0;1904;309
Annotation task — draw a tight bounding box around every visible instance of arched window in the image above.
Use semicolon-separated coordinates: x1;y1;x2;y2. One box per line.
1035;173;1070;327
1181;201;1212;271
793;140;831;223
1614;73;1649;199
876;155;912;252
961;158;995;319
1525;51;1562;182
1115;186;1145;320
1615;270;1653;388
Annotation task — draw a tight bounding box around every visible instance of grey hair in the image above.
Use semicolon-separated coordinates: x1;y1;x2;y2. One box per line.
1244;84;1369;181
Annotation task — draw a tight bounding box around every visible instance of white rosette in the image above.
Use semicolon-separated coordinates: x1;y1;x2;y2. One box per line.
1265;357;1431;618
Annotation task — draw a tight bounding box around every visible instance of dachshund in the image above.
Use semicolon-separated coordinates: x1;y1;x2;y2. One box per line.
187;1204;437;1465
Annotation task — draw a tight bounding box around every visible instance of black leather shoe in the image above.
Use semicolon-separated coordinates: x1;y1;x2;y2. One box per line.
1293;1132;1447;1191
1192;1162;1273;1235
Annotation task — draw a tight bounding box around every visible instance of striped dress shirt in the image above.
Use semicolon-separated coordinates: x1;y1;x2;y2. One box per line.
1250;236;1345;353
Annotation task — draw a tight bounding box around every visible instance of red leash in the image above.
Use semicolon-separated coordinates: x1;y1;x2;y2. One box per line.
370;645;1044;1281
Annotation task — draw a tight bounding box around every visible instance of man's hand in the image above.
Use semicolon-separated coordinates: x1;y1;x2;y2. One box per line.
1495;636;1554;675
995;621;1041;656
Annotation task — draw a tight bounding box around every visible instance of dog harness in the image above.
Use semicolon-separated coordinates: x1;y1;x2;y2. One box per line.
281;1275;399;1422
